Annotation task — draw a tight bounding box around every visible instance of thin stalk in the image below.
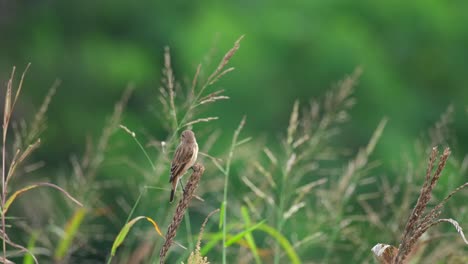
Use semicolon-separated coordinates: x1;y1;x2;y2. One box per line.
184;210;194;251
323;208;344;262
273;149;292;264
2;131;6;261
222;176;229;264
222;117;245;264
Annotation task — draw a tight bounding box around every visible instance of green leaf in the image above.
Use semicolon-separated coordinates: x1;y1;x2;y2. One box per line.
4;185;38;214
257;223;301;264
110;216;163;257
241;206;262;264
225;220;265;247
54;207;87;260
23;231;39;264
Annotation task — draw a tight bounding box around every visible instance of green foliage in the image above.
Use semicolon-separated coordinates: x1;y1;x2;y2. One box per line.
54;207;86;261
109;216;163;259
1;2;468;263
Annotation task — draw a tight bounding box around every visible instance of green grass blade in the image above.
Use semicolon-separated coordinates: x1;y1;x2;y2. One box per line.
226;220;265;246
241;206;262;264
200;232;224;255
54;207;87;260
258;223;301;264
110;216;163;257
23;231;38;264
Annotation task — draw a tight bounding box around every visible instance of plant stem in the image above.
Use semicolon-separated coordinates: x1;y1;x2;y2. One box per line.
273;164;288;264
222;117;245;264
2;136;6;261
222;148;232;264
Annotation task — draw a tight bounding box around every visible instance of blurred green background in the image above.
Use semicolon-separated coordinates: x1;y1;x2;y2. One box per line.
2;0;468;158
1;0;468;263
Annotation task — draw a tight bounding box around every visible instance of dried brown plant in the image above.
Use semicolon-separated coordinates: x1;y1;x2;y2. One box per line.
1;65;82;263
159;163;205;263
372;147;468;264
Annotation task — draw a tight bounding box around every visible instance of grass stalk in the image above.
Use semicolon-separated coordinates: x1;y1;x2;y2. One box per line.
222;116;246;264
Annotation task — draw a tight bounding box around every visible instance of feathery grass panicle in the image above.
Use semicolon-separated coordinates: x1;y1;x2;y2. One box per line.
2;65;33;261
429;104;454;146
1;65;81;264
382;147;468;264
163;46;178;130
53;85;133;262
160;163;205;263
207;35;244;86
25;79;60;145
336;118;387;199
235;69;366;264
394;147;449;263
156;36;242;150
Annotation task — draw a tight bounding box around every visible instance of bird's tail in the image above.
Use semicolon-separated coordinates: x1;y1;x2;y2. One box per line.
169;188;175;203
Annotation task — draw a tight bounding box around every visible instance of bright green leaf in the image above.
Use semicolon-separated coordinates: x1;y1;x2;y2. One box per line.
226;220;265;247
54;207;87;260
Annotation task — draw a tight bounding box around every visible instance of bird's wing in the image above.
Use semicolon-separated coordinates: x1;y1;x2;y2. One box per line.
169;144;194;182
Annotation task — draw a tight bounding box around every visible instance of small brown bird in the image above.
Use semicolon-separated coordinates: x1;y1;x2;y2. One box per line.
169;130;198;202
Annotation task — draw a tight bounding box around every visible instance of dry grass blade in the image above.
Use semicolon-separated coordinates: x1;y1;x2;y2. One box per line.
3;66;15;141
430;218;468;245
6;138;41;184
12;63;31;110
0;256;14;264
2;64;31;261
3;64;31;133
3;182;83;214
3;71;13;130
159;163;205;263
